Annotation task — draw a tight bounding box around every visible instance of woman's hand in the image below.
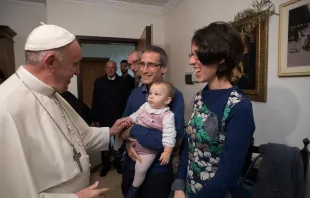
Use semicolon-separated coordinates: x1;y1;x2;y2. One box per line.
174;190;186;198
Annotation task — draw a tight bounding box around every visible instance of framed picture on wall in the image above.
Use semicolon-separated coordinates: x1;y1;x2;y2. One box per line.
278;0;310;76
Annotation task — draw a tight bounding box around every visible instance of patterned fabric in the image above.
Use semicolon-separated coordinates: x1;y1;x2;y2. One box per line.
172;155;180;177
186;90;242;196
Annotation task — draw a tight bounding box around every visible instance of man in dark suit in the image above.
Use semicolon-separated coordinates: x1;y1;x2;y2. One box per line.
120;60;135;88
92;60;128;177
120;59;135;99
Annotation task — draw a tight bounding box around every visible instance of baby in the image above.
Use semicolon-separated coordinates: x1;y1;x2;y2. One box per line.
113;81;177;198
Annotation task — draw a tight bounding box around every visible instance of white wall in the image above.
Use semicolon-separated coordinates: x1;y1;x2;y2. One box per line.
164;0;310;148
46;0;166;96
0;1;46;69
81;43;135;77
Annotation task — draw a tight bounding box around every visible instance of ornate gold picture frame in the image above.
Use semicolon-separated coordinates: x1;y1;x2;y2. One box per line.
231;10;269;102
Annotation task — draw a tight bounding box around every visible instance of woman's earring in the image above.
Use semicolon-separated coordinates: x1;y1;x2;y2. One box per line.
219;65;223;72
219;60;225;72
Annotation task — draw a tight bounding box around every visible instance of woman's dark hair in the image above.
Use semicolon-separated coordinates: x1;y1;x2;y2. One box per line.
191;21;244;79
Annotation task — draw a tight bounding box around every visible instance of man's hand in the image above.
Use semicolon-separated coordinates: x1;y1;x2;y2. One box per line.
120;125;132;140
174;190;186;198
76;181;109;198
159;151;171;165
110;119;128;136
120;117;133;129
126;142;142;163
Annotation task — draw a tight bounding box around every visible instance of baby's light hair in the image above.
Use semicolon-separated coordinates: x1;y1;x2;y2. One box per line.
151;81;175;99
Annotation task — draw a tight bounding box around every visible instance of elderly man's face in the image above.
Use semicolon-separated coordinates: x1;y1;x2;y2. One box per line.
128;52;141;77
53;40;81;93
139;52;166;85
105;61;117;77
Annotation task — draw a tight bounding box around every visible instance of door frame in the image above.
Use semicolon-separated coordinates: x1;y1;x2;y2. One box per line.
76;36;139;101
78;57;109;101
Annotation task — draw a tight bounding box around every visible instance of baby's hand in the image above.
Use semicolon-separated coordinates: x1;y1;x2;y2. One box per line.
159;152;171;165
119;117;133;128
121;122;129;128
124;117;134;124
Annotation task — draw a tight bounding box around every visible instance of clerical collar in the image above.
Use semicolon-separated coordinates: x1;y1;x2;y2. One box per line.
16;66;55;96
107;76;116;80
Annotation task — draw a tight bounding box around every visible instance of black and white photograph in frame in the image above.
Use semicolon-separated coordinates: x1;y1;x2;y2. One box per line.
279;0;310;76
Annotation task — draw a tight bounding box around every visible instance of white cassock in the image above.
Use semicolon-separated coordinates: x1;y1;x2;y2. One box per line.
0;66;110;198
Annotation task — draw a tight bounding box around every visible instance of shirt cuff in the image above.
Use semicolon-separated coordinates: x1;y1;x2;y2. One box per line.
100;127;110;151
171;179;186;191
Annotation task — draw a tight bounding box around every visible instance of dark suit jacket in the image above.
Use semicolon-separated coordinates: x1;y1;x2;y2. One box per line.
122;74;135;98
91;75;128;127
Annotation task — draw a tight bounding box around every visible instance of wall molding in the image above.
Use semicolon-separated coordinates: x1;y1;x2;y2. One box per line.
57;0;164;13
3;0;46;10
2;0;181;13
163;0;182;12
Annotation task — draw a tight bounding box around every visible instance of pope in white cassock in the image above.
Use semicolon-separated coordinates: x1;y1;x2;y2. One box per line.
0;24;126;198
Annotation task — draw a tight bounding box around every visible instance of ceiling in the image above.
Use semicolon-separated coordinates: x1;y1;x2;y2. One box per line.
18;0;45;3
17;0;46;4
115;0;170;6
18;0;171;7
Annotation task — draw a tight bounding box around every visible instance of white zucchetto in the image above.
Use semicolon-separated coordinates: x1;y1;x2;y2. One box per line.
25;22;75;51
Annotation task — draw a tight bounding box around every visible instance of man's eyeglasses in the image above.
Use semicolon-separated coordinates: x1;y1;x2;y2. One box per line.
137;61;163;68
189;51;198;60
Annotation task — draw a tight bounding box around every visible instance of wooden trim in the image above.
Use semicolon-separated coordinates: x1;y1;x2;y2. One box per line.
0;25;17;42
76;35;139;101
145;25;152;47
150;24;154;45
77;57;109;101
80;57;110;62
76;35;139;45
